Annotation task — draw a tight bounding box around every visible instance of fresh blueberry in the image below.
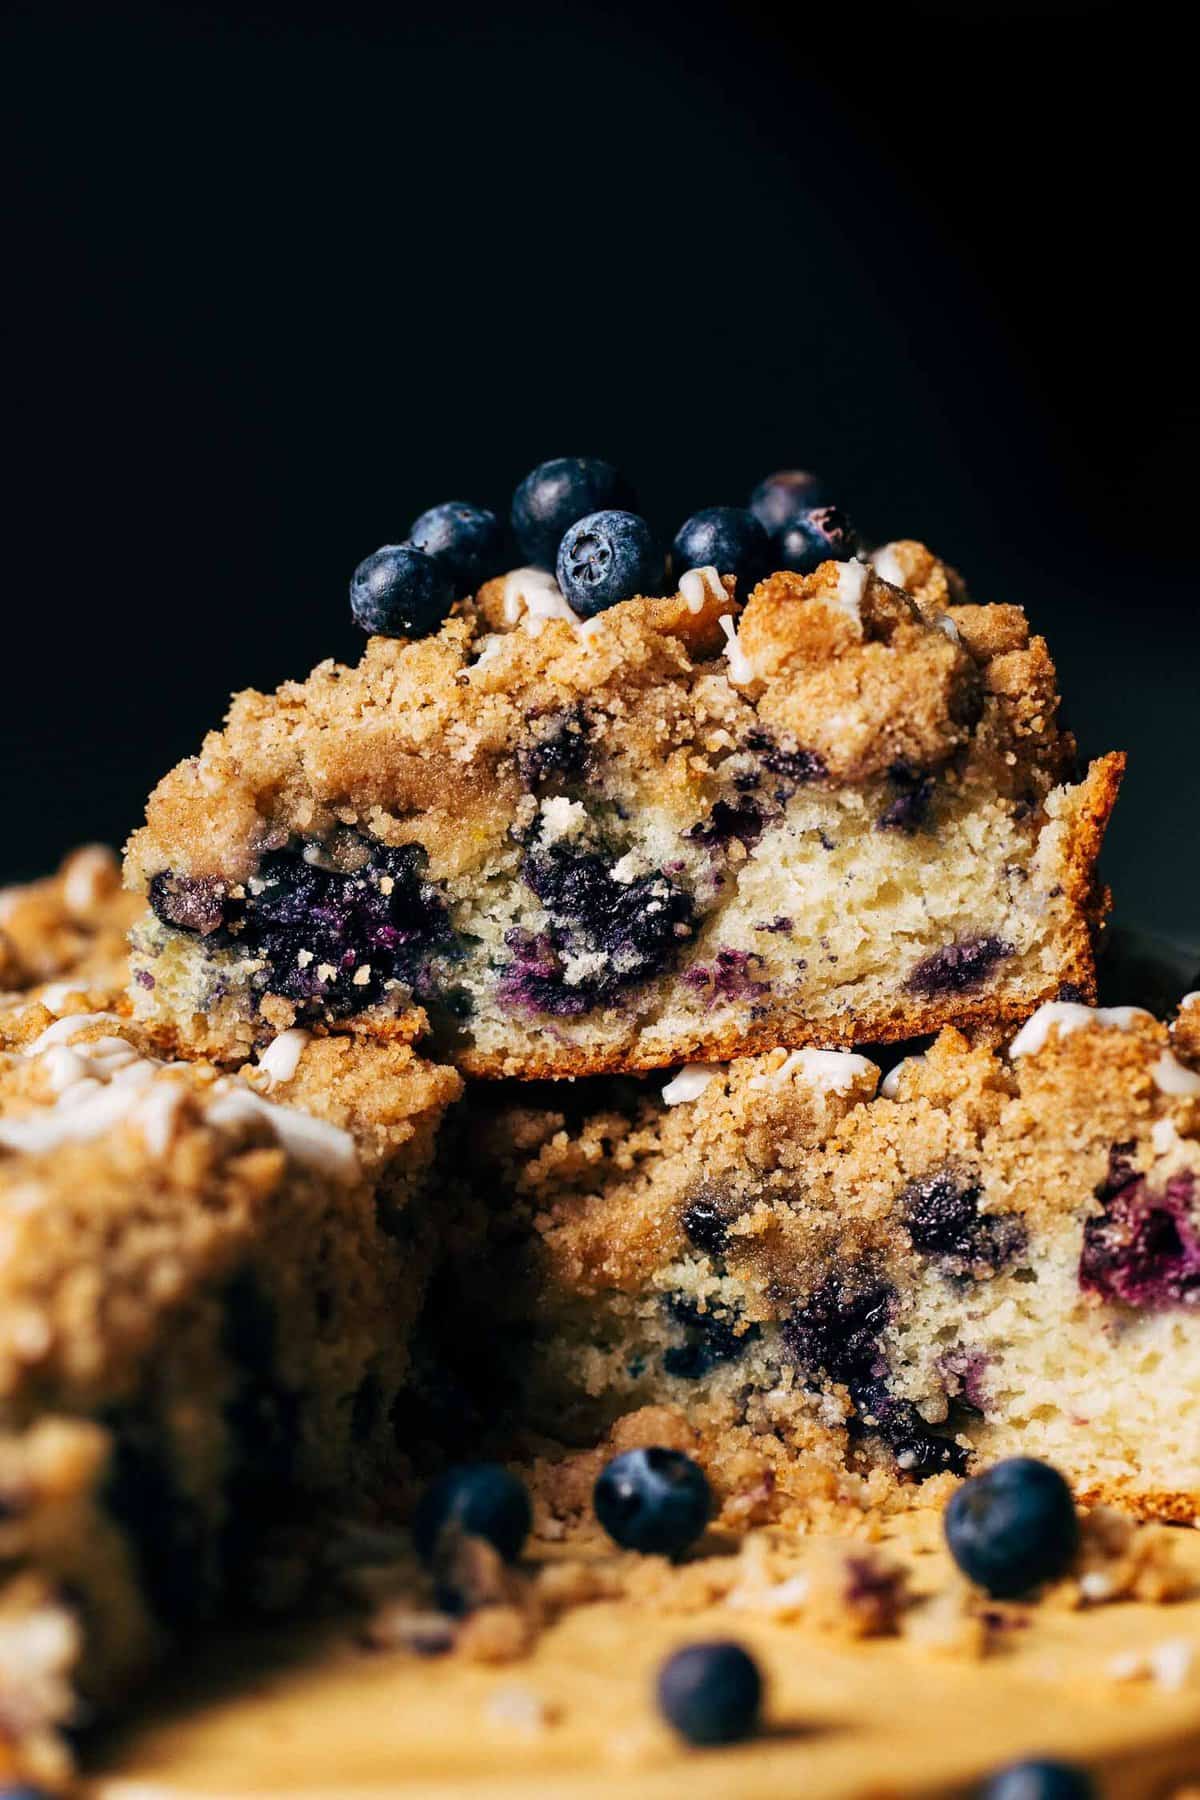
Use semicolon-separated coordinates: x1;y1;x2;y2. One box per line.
409;501;504;592
748;468;830;534
656;1641;763;1746
672;506;769;591
511;456;636;568
411;1463;532;1564
944;1457;1079;1598
350;543;455;638
773;504;861;574
556;509;662;615
593;1446;711;1556
979;1759;1095;1800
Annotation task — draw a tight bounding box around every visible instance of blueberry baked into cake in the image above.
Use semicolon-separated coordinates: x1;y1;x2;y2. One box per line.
123;461;1121;1076
438;997;1200;1525
0;973;458;1775
6;458;1196;1797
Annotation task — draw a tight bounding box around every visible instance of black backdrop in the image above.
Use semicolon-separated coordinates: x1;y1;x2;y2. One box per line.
4;0;1196;947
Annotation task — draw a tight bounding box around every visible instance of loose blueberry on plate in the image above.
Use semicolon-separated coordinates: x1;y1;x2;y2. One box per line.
979;1758;1095;1800
672;506;769;590
656;1640;763;1746
411;1462;532;1564
511;455;636;568
593;1445;711;1555
556;509;662;616
409;501;504;592
350;543;456;638
748;467;829;534
944;1456;1079;1598
773;503;860;574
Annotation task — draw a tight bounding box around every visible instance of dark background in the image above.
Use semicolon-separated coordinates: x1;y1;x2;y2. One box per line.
3;0;1196;947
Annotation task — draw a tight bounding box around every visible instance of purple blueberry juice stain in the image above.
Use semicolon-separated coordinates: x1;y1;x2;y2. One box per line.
783;1273;968;1477
680;1184;736;1254
744;729;827;787
661;1296;760;1379
1080;1148;1200;1308
149;839;454;1022
516;706;591;788
683;948;769;1006
501;841;697;1016
686;796;765;851
148;872;231;936
901;1168;1025;1275
938;1347;991;1413
905;936;1013;999
877;762;935;835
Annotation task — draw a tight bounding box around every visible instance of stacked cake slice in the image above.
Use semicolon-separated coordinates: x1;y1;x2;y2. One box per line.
8;475;1198;1787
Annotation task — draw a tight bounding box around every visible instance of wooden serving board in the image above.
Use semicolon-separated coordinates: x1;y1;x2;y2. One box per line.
88;1515;1200;1799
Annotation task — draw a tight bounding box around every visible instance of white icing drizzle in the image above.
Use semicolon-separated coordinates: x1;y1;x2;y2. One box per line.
500;566;588;640
830;557;869;623
471;633;505;669
868;543;958;640
748;1047;879;1096
661;1064;719;1106
501;566;555;625
1181;992;1200;1009
1151;1051;1200;1099
718;614;755;685
1152;1116;1181;1156
256;1027;310;1090
62;846;115;914
203;1087;358;1181
0;1014;356;1178
1008;1002;1154;1059
870;543;907;589
880;1055;922;1100
678;566;725;614
37;983;85;1017
136;1082;187;1157
25;1012;124;1055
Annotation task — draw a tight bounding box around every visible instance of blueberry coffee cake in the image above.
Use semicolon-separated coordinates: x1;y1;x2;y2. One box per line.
436;997;1200;1525
123;458;1122;1076
0;986;458;1774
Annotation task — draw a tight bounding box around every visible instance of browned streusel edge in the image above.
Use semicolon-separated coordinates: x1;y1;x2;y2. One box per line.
123;543;1123;1075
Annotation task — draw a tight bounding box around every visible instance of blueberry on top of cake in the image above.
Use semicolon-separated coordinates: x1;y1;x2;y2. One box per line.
122;463;1123;1077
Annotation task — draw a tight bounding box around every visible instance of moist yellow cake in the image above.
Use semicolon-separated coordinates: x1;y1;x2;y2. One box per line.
123;543;1122;1076
432;998;1200;1525
0;985;459;1785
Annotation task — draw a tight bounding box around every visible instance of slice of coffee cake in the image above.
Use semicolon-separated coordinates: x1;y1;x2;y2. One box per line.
0;989;459;1772
124;546;1122;1075
437;999;1200;1525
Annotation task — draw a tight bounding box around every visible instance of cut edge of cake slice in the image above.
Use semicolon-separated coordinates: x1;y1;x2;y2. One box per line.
122;543;1124;1077
429;995;1200;1530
